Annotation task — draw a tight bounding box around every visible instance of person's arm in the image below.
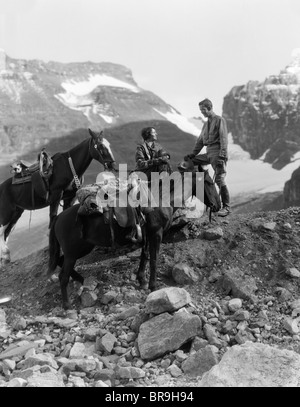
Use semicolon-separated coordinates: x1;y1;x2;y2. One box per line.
135;145;160;170
192;134;204;156
219;117;228;159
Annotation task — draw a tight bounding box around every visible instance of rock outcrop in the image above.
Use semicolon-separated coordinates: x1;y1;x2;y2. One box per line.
223;49;300;169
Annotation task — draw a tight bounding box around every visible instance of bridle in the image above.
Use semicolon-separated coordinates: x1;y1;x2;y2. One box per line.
89;137;116;170
67;136;116;191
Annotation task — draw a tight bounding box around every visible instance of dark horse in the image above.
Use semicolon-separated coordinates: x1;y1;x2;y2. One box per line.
48;167;202;309
0;128;116;265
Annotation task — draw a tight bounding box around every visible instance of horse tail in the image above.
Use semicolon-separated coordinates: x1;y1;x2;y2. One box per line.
48;215;62;276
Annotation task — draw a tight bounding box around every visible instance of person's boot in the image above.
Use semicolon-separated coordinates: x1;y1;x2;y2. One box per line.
218;185;231;217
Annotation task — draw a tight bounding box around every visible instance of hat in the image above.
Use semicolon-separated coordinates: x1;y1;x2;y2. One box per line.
177;158;194;172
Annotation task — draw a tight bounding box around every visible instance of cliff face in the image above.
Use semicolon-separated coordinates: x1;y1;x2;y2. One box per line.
223;49;300;170
0;51;186;157
283;166;300;208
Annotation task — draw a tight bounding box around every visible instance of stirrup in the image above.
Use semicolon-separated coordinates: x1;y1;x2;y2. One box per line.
127;224;143;243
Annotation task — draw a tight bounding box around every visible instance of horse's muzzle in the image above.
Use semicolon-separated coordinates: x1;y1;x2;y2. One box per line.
106;161;117;172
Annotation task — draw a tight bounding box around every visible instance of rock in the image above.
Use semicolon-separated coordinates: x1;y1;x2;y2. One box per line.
262;222;277;231
199;342;300;387
84;327;100;341
190;337;209;352
283;317;300;335
2;359;16;371
12;317;27;331
172;263;199;285
81;291;98;308
145;287;191;315
286;268;300;279
0;342;38;360
232;309;250;321
96;333;117;354
219;267;258;302
6;378;27;387
117;366;145;379
234;330;256;344
182;345;219;377
69;342;95;358
291;299;300;310
167;364;182;378
228;298;243;312
276;287;293;302
117;306;140;320
138;309;201;360
22;353;59;370
202;227;223;241
100;290;120;305
203;324;224;348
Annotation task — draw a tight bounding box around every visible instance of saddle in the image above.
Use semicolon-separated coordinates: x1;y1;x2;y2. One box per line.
76;180;144;247
11;149;53;202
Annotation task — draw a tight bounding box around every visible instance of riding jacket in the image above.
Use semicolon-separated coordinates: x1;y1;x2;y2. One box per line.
134;141;171;179
192;112;228;159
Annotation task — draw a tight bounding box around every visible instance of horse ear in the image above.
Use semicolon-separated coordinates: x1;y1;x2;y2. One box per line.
88;128;95;138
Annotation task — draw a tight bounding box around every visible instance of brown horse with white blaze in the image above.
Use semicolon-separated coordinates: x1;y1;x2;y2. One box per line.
0;128;116;266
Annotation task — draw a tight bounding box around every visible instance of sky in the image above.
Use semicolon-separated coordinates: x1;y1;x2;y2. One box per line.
0;0;300;117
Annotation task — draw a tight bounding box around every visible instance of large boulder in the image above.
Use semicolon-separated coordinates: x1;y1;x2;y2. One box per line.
138;309;201;360
199;341;300;387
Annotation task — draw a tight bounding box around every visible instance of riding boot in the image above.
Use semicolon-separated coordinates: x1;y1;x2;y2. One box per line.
218;185;231;217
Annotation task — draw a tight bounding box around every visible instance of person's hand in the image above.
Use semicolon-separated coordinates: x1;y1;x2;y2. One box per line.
184;153;195;161
158;156;169;163
150;158;160;166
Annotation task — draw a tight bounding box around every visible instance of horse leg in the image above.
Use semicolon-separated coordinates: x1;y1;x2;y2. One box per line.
70;269;85;298
49;200;60;229
70;269;84;285
59;258;76;310
62;190;76;211
0;207;24;266
137;239;149;289
0;225;10;266
148;230;163;291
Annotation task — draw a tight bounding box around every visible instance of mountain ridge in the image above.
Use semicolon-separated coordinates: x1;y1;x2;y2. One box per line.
0;50;198;160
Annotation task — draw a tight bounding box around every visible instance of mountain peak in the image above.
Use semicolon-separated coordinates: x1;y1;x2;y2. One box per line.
283;48;300;78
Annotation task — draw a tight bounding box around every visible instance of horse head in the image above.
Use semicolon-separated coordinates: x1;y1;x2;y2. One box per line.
88;128;117;171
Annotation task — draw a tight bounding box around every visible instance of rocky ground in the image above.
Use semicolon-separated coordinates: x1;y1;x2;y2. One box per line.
1;206;300;387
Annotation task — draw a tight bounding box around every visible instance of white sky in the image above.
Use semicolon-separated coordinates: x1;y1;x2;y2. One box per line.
0;0;300;117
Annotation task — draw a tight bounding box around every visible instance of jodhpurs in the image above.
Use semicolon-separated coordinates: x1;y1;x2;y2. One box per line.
192;153;230;207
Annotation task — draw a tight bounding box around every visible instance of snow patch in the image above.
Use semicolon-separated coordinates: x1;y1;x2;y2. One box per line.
99;114;114;124
154;107;200;136
228;147;300;196
265;83;300;93
59;74;139;97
